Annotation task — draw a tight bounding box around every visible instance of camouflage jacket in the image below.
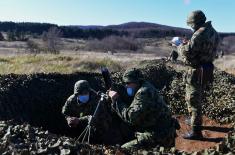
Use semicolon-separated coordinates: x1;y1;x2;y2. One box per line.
112;81;174;134
62;92;111;125
62;92;97;122
178;21;220;68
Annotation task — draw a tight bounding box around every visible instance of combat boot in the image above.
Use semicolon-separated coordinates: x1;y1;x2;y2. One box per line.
183;126;203;140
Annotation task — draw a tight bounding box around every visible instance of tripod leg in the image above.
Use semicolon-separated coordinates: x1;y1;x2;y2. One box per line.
76;126;88;143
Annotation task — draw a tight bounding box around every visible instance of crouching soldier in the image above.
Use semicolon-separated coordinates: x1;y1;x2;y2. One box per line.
108;68;180;149
62;80;112;144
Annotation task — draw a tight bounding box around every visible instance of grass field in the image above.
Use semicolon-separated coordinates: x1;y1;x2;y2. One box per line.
0;52;160;74
0;51;234;75
0;38;234;75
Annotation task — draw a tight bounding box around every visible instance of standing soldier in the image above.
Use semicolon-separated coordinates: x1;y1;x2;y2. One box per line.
108;68;179;149
178;10;220;139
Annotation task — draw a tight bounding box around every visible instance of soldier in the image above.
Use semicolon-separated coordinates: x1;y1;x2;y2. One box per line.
62;80;112;144
108;68;179;149
178;10;220;139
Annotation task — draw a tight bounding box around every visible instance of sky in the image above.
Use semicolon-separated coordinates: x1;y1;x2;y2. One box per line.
0;0;234;32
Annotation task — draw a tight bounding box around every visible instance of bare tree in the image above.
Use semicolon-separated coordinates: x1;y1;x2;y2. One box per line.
27;40;40;55
42;27;62;54
0;32;4;41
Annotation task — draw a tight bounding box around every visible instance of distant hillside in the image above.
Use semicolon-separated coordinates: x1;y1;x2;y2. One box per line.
107;22;188;31
0;21;235;39
106;22;192;38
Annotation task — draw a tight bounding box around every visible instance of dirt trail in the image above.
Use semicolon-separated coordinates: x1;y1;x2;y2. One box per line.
176;115;233;153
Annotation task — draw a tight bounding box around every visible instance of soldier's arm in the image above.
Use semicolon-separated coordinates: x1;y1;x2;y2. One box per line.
62;96;90;123
178;31;202;61
112;89;159;126
62;97;75;117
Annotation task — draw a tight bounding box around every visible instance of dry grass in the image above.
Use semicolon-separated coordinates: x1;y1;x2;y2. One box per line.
0;38;234;75
214;54;235;75
0;52;157;74
0;51;234;75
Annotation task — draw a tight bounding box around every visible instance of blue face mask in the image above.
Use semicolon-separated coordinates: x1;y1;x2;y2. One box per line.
78;95;90;104
127;87;135;96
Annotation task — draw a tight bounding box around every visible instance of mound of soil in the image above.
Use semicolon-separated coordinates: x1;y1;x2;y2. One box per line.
0;59;234;154
176;115;233;153
0;72;106;136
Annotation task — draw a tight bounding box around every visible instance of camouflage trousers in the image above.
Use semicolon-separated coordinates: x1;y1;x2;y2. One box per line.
121;129;175;149
185;68;204;127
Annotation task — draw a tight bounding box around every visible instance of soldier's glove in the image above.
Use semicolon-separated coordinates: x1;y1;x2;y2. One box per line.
108;90;119;103
67;117;79;128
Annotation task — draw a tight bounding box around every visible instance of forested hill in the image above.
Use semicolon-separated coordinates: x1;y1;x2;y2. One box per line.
0;21;234;39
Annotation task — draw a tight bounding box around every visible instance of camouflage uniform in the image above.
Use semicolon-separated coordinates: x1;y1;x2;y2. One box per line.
169;50;179;62
62;80;112;144
178;10;220;138
111;68;178;149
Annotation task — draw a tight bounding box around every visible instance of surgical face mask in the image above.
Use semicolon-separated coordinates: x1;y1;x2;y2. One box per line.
78;95;90;104
127;87;135;96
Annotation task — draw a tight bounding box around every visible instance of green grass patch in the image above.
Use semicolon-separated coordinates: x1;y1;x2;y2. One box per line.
0;54;123;74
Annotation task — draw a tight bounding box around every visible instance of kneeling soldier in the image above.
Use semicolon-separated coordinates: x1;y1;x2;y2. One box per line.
108;68;179;149
62;80;112;143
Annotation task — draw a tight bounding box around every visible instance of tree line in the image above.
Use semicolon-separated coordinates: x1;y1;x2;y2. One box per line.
0;22;128;40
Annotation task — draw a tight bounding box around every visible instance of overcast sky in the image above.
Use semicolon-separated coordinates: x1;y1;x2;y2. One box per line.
0;0;234;32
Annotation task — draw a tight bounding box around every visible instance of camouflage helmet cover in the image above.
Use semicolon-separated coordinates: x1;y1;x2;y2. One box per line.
187;10;206;26
123;68;143;83
74;80;90;94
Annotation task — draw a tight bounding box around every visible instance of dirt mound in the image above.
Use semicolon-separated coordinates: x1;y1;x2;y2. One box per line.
176;115;233;153
0;120;119;155
0;72;105;136
163;63;235;123
0;59;234;154
0;118;234;155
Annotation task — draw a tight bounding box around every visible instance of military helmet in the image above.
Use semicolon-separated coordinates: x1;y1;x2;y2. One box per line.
74;80;90;94
123;68;143;83
187;10;206;26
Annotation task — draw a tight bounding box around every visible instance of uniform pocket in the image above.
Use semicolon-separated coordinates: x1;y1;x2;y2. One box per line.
186;69;199;85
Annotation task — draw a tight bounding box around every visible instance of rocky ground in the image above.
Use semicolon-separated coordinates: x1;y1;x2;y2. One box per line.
0;59;234;154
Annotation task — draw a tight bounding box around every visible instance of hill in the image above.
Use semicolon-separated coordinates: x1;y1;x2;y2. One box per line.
0;21;235;39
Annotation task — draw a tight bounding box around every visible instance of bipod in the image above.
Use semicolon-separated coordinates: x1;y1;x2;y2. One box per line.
76;93;106;144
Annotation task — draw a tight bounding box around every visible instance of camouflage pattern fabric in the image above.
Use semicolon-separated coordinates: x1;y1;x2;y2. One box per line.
62;93;97;123
62;92;114;143
178;21;220;127
169;50;179;62
73;80;90;94
112;81;177;149
178;21;219;68
62;91;134;144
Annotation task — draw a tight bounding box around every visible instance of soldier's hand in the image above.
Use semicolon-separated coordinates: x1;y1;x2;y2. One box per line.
108;90;119;102
66;117;79;128
182;39;189;45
